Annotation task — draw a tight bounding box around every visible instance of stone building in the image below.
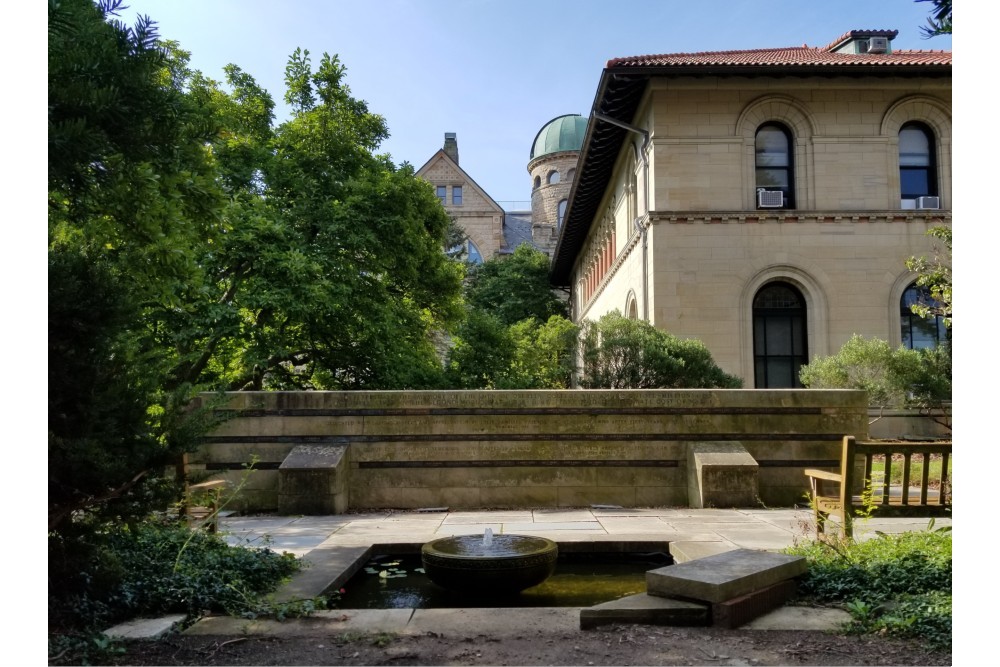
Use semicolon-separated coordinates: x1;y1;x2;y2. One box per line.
418;116;587;261
548;29;952;388
415;132;505;261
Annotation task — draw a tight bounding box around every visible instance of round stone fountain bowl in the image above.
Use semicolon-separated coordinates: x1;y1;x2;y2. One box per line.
421;534;558;594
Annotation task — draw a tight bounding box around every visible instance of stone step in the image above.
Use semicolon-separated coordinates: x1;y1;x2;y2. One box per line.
646;549;806;604
580;593;709;630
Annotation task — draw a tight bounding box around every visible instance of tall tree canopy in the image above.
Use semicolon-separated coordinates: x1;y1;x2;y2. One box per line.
464;244;568;326
48;0;464;530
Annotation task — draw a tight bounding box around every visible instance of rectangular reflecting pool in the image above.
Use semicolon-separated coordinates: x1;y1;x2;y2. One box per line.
328;551;672;609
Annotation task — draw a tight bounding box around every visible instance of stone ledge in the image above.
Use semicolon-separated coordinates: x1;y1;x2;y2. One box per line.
580;593;709;630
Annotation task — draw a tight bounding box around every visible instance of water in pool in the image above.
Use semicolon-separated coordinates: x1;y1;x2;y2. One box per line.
330;551;672;609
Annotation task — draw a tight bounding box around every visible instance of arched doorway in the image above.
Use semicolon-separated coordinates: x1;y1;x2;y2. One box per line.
753;282;808;388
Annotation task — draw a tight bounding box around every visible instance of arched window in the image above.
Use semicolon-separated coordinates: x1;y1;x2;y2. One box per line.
626;294;638;320
755;123;794;209
557;199;568;229
533;175;541;190
547;170;560;185
899;122;937;201
466;240;483;264
566;168;576;183
901;283;948;349
753;282;807;388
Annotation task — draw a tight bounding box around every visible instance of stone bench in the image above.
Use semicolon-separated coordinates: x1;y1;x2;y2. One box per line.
686;441;759;508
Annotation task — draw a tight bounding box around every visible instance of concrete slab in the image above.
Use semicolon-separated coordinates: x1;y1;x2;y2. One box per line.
442;511;534;524
743;605;851;631
104;615;186;640
503;521;603;532
407;608;579;637
647;549;806;603
532;509;597;522
434;524;502;536
593;517;672;533
274;545;371;602
184;610;414;637
579;594;709;629
669;541;736;563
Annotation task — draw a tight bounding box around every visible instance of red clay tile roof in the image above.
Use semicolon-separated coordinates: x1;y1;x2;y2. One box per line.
607;46;950;69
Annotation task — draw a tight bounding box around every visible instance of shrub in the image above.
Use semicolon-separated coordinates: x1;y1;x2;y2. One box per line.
580;311;741;389
49;520;305;662
799;334;951;429
785;528;951;648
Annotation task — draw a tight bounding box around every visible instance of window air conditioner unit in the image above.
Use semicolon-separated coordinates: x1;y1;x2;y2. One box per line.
915;196;940;210
867;37;888;53
757;189;784;208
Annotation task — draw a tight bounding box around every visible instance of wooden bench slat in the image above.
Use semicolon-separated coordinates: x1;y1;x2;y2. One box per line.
805;435;951;540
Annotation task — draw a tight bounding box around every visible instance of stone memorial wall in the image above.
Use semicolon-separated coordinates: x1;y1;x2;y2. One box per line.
191;389;867;512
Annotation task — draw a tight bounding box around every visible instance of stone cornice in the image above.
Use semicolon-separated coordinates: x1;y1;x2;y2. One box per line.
647;210;952;225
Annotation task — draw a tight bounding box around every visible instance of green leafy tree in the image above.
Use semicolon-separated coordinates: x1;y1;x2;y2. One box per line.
445;310;518;389
465;244;568;326
917;0;952;38
170;51;464;391
580;312;741;389
906;226;952;328
48;0;225;532
508;316;580;389
799;334;951;430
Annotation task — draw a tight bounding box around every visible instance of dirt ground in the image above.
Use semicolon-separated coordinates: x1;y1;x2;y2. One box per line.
112;623;950;666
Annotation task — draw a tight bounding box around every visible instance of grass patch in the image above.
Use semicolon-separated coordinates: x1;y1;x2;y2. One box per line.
785;526;951;649
869;454;951;489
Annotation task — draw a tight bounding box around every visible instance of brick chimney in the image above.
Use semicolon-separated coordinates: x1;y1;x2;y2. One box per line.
443;132;459;165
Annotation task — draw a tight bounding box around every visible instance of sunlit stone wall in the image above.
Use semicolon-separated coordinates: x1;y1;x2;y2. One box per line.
193;389;867;512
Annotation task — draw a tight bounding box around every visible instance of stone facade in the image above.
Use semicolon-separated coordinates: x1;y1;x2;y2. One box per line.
416;138;505;259
556;33;951;389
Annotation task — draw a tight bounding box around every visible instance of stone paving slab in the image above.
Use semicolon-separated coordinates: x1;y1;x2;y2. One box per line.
593;517;672;533
184;610;414;636
406;608;579;636
531;509;598;522
580;594;709;629
105;615;187;640
502;521;604;532
668;541;736;563
647;549;806;603
434;524;502;536
275;545;371;602
442;511;534;524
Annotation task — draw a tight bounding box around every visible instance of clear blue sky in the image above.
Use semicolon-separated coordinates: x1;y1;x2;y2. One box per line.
122;0;952;206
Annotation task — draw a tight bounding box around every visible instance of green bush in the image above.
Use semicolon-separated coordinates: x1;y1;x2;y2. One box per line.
799;334;951;429
785;528;952;648
580;311;741;389
49;520;305;661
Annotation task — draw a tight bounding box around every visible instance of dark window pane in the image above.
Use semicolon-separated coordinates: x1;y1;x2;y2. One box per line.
765;319;792;356
756;169;789;188
767;358;794;388
901;169;930;198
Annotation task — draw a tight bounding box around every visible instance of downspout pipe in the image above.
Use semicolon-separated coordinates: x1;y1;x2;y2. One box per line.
592;112;651;321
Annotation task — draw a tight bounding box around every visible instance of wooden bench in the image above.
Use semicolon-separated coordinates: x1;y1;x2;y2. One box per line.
176;453;228;534
805;435;951;540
